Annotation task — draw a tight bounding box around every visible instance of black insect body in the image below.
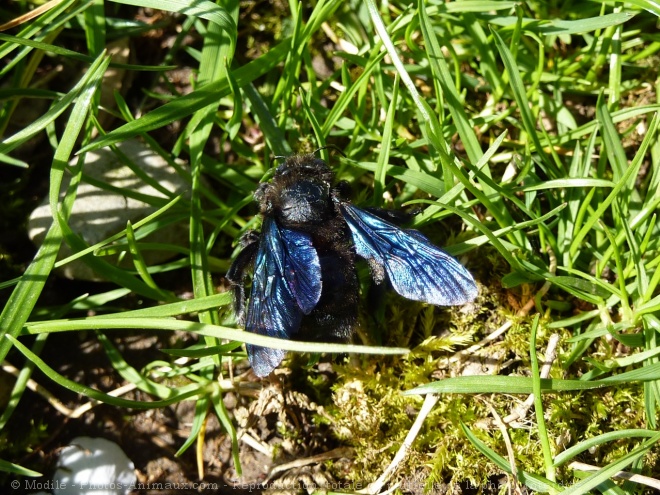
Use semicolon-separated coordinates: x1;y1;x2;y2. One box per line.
226;154;478;377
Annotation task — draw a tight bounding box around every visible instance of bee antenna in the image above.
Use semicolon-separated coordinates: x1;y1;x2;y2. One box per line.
313;144;346;158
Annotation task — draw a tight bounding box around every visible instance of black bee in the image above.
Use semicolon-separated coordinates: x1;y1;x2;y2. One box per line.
226;154;477;377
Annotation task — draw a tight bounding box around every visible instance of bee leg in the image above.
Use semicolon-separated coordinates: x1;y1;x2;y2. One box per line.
226;230;260;326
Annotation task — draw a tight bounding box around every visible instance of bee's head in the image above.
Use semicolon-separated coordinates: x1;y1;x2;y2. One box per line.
273;154;333;181
256;154;335;227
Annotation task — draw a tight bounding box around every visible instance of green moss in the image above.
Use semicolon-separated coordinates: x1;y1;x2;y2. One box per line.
325;272;653;489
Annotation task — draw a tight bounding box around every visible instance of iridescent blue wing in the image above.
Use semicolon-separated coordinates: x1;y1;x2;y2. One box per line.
340;204;477;306
246;217;322;376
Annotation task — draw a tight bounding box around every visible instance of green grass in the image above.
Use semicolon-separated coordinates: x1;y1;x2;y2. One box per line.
1;0;660;492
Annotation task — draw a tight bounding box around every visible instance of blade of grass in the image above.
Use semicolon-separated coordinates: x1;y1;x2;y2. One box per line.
25;317;410;356
0;334;48;430
0;54;106;155
418;0;481;163
80;39;291;153
92;292;231;318
6;334;207;409
0;33;173;70
97;332;185;399
560;433;660;495
373;72;399;205
530;314;556;482
176;398;210;456
492;29;554;175
554;429;659;467
406;358;660;395
125;221;172;299
0;53;110;363
0;458;41;477
110;0;236;44
573;112;659;260
460;423;558;492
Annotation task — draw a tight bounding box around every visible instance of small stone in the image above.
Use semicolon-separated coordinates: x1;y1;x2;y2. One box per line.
28;139;189;281
53;436;136;495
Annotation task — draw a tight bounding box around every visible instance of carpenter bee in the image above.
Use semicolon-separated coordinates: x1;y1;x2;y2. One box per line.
226;154;477;377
